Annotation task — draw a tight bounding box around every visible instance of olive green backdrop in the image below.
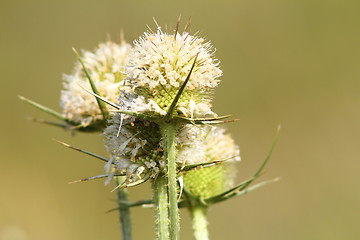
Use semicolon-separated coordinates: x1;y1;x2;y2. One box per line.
1;0;360;239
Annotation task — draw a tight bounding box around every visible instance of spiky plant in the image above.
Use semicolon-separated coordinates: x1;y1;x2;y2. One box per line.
20;19;279;240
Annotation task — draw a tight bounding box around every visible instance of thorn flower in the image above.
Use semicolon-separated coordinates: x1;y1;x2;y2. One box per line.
61;41;131;127
124;28;222;118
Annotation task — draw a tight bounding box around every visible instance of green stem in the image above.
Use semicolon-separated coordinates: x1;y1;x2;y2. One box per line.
190;205;209;240
153;175;170;240
115;177;132;240
165;123;180;240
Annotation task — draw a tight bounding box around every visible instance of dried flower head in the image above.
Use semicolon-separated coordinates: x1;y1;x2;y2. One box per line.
123;28;222;118
60;41;131;127
183;127;240;200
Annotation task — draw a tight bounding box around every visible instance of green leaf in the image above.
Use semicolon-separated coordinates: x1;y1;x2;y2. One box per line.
20;96;106;132
54;139;109;163
251;125;281;179
197;118;240;125
19;96;67;122
174;115;239;125
235;125;280;191
176;115;231;122
111;173;151;192
79;85;121;109
209;178;280;204
180;156;238;172
70;120;107;132
111;109;160;122
206;125;281;204
26;117;69;129
105;198;191;212
105;199;154;213
69;174;124;184
205;176;258;203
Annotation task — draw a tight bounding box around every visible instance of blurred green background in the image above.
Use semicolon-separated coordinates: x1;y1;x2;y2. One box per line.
1;0;360;239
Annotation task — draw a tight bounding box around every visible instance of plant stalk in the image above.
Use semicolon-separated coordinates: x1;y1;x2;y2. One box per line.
115;176;132;240
165;123;180;240
153;175;170;240
190;205;209;240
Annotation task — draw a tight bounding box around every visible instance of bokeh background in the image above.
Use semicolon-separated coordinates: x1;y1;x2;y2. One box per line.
1;0;360;239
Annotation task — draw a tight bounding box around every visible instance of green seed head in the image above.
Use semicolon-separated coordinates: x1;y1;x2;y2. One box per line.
183;127;240;200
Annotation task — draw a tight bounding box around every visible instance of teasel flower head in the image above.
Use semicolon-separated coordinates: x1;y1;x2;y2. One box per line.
182;127;240;201
103;112;213;185
60;41;131;127
123;27;222;118
104;114;163;184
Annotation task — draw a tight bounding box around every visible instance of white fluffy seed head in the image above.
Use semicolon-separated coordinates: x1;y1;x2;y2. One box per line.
60;41;131;127
123;28;222;118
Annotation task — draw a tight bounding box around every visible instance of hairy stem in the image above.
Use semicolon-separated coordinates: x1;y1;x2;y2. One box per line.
153;175;170;240
191;205;209;240
165;123;180;240
115;176;132;240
